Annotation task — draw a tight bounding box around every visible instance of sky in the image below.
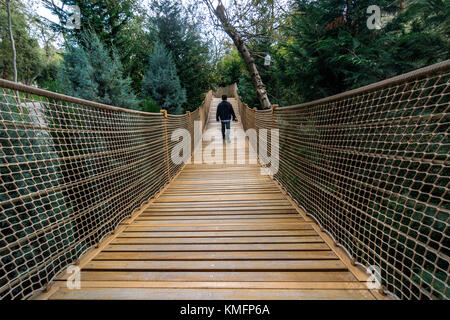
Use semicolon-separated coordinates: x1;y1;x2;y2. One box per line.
36;0;61;24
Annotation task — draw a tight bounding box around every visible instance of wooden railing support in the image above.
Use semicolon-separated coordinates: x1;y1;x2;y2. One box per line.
161;109;171;182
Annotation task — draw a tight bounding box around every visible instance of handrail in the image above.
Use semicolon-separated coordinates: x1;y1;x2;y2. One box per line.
0;82;212;299
285;59;450;110
0;79;153;115
237;60;450;300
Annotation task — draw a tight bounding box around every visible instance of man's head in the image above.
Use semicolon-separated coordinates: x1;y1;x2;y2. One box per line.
222;94;227;101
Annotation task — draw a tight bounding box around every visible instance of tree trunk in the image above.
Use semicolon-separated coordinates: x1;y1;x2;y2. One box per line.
212;3;271;109
6;0;17;82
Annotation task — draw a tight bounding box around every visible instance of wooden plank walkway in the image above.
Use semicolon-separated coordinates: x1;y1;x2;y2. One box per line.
38;98;382;300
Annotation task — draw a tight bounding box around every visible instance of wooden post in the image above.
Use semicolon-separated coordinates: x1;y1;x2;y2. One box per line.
253;107;257;130
161;109;171;182
186;111;194;157
271;104;278;128
186;110;191;134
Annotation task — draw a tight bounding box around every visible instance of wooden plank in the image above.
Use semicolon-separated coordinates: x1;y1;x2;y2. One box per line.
128;221;306;227
147;203;294;208
93;250;338;261
140;211;299;216
156;194;286;201
118;230;318;238
49;288;375;300
132;218;304;225
61;271;358;282
83;260;347;271
146;201;292;207
136;215;300;220
143;207;297;213
124;224;315;232
104;243;330;251
112;236;324;244
137;215;302;220
165;186;279;192
160;190;282;196
170;179;269;185
51;280;369;289
144;206;296;211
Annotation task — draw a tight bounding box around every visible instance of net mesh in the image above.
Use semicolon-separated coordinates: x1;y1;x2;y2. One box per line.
0;81;211;300
237;61;449;300
0;61;448;300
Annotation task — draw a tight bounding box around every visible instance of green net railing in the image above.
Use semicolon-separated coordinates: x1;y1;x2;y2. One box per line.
1;60;448;300
237;61;449;300
0;80;212;299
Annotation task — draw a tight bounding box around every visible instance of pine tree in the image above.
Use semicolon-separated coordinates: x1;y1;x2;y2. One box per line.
142;42;186;114
57;44;98;101
279;0;449;102
58;33;139;109
150;0;213;111
84;33;139;109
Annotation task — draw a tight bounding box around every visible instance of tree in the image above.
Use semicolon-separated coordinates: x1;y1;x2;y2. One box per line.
142;42;186;114
149;0;214;111
203;0;271;109
277;0;449;102
42;0;136;51
58;33;138;109
6;0;17;82
0;0;46;84
118;13;153;94
83;32;138;109
215;48;246;87
57;43;98;101
42;0;148;89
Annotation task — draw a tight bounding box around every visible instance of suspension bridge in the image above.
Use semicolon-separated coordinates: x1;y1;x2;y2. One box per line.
0;60;448;300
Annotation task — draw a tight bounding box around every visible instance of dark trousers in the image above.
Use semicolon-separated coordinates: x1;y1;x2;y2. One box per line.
221;121;230;139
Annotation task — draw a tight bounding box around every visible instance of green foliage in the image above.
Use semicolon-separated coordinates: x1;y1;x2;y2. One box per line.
0;1;45;84
42;0;135;57
277;0;450;102
119;14;154;94
139;98;161;113
214;48;262;108
57;44;98;101
237;74;260;108
43;0;151;94
35;49;63;92
142;42;186;114
150;0;213;111
58;33;138;109
213;0;449;106
215;49;246;87
83;33;139;109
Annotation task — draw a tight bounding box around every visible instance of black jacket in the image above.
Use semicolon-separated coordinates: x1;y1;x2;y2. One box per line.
216;101;237;121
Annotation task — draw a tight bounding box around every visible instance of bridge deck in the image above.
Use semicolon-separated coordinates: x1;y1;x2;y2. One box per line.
38;99;382;300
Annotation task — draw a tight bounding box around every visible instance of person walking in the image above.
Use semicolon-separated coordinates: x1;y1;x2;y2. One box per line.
216;94;237;143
